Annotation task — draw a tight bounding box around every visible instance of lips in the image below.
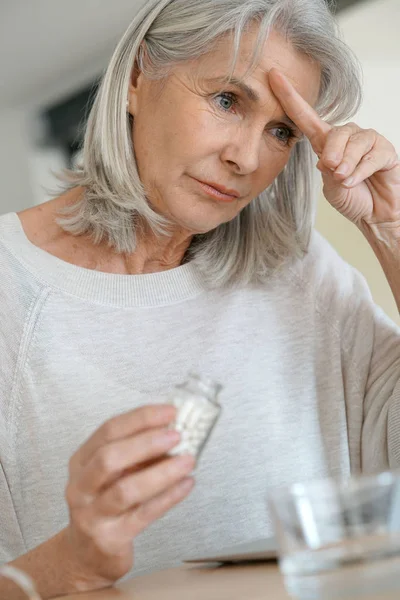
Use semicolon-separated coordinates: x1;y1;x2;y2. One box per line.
194;179;241;198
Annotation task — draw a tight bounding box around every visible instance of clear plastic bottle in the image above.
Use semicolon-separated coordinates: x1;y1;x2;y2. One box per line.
167;372;222;464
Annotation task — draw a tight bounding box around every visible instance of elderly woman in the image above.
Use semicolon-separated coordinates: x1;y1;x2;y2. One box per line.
1;0;400;596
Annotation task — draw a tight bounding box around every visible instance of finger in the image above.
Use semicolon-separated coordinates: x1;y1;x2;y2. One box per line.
71;427;182;499
71;404;177;470
268;68;331;155
319;124;361;171
341;149;399;188
121;476;195;538
94;454;195;517
331;129;376;180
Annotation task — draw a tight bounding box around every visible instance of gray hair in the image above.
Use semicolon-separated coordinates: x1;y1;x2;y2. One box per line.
56;0;363;287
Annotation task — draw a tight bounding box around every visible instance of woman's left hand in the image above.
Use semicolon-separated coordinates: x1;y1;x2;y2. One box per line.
268;68;400;230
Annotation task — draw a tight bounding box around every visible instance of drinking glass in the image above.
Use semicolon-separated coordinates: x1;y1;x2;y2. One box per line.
269;471;400;599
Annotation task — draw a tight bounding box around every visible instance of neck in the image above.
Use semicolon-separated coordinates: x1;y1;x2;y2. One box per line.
18;188;194;276
123;224;193;274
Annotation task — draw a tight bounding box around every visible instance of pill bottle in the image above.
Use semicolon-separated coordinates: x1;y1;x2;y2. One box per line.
167;372;222;464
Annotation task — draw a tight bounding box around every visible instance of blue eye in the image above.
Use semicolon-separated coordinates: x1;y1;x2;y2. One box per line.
214;93;298;147
271;126;298;146
215;92;237;112
274;127;292;143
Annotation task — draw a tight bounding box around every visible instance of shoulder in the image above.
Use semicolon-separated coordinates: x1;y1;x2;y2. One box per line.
291;229;371;296
0;213;46;316
0;214;47;431
283;229;375;327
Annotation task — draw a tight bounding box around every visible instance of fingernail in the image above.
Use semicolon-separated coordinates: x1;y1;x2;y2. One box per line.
175;454;196;472
336;163;349;176
177;477;195;494
162;429;181;445
160;405;177;420
342;177;354;187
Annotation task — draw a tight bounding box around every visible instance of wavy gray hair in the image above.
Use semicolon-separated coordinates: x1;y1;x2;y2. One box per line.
56;0;363;287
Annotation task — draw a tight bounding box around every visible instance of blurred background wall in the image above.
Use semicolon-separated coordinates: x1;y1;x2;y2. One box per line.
0;0;398;322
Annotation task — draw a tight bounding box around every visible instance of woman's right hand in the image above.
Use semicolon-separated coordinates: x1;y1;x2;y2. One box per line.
62;404;195;590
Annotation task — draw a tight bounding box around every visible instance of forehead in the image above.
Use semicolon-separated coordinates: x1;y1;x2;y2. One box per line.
193;27;321;109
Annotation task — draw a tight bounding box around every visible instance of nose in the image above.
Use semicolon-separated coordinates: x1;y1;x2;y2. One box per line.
220;126;263;175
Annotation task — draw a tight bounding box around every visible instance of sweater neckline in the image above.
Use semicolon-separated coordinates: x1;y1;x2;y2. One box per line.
0;212;208;307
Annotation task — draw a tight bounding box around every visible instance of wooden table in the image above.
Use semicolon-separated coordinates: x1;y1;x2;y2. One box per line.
59;563;289;600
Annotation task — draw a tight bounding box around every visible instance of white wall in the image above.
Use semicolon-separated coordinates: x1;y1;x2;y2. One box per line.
0;107;67;212
29;146;66;207
0;109;34;214
0;0;130;214
316;0;400;324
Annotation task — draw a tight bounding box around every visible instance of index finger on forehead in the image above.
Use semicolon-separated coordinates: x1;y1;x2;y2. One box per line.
268;68;330;152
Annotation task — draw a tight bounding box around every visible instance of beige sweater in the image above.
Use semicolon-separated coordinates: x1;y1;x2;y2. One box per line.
0;211;400;578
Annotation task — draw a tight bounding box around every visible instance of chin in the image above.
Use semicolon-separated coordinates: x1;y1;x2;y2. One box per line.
172;204;239;235
178;216;231;235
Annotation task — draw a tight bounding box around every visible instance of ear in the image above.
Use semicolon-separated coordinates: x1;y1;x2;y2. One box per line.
128;44;146;116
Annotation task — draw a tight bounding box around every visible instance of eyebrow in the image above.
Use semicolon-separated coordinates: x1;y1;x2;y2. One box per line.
204;76;302;135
